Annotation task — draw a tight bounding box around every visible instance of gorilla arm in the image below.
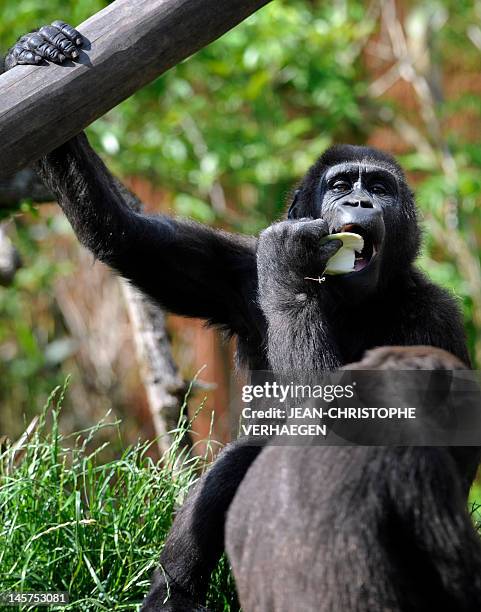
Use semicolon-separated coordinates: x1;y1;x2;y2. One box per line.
141;439;262;611
3;25;257;333
34;133;257;332
256;218;343;373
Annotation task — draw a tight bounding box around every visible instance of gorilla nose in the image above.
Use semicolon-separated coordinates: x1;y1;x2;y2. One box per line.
335;204;383;236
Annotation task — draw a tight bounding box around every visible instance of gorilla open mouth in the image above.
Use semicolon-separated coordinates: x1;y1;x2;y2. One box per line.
340;224;378;272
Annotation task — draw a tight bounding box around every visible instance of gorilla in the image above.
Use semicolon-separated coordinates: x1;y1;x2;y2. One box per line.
226;346;481;612
3;22;475;612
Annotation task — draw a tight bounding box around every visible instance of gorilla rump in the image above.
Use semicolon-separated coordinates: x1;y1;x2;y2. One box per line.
3;24;473;612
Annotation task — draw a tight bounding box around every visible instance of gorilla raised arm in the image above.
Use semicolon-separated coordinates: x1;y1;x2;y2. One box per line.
34;135;262;339
3;24;264;366
4;23;473;612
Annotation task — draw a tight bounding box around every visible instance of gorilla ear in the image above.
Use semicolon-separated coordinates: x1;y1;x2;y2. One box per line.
287;189;301;219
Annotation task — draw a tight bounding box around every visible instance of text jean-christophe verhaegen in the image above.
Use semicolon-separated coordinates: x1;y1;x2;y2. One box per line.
239;380;417;438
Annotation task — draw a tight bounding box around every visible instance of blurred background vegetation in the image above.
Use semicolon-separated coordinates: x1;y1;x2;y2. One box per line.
1;0;481;471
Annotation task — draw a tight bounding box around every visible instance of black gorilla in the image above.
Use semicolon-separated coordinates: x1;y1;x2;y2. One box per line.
226;346;481;612
3;24;475;612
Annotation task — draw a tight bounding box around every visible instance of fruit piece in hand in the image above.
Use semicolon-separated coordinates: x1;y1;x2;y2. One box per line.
321;232;364;275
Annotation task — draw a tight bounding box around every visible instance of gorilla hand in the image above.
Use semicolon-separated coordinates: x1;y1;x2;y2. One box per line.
4;21;83;70
256;218;343;371
256;218;341;307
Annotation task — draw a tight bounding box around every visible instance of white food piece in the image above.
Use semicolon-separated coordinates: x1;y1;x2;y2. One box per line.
321;232;364;275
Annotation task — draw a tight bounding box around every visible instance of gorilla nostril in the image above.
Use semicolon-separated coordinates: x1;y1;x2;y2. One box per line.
344;200;373;208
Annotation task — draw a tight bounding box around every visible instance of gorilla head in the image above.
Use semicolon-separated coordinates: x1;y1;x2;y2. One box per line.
288;145;421;293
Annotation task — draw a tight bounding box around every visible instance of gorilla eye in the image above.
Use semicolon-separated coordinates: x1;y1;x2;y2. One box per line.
331;180;351;193
371;183;388;196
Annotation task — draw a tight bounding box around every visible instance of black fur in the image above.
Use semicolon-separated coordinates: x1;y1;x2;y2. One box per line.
3;27;476;612
227;444;481;612
226;347;481;612
141;439;262;611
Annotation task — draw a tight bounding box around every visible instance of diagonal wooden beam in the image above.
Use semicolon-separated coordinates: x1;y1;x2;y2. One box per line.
0;0;270;179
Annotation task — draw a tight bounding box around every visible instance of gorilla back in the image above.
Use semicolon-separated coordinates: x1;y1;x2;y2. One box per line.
226;347;481;612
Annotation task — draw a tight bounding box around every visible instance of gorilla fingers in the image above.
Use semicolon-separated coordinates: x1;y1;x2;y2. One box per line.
256;218;341;310
4;21;83;70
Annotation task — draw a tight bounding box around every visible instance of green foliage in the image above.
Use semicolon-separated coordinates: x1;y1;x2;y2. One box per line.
1;1;481;418
76;1;373;233
0;0;374;231
470;482;481;535
0;0;375;425
1;384;480;611
0;384;237;611
90;1;372;230
0;211;74;435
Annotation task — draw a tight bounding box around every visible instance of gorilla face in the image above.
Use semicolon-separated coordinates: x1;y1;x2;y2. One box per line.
319;162;391;283
288;145;421;293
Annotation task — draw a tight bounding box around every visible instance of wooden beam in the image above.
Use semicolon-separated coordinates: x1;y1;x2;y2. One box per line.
0;0;270;179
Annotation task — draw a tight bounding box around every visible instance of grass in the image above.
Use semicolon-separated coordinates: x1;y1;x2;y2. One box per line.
1;382;480;611
0;381;238;611
469;481;481;535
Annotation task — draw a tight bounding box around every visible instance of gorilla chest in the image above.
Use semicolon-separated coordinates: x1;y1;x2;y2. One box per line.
331;305;390;364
